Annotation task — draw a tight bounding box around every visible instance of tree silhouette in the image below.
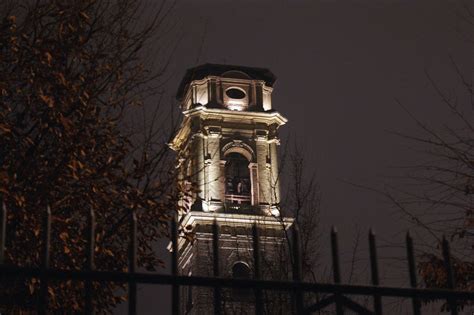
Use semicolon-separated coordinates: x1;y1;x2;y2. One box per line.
0;0;177;312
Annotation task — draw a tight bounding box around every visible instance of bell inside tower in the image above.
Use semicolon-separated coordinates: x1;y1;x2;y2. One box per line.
224;152;251;205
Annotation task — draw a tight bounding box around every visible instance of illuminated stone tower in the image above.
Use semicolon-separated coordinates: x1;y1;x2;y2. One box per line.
170;64;293;314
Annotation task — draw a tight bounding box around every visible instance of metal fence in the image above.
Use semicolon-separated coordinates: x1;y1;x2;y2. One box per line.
0;203;473;314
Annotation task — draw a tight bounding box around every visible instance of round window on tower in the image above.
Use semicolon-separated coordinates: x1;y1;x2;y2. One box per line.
224;87;248;111
226;88;246;99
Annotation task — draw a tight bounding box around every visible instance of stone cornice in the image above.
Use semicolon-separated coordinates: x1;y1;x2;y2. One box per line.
183;106;288;126
181;211;294;231
168;116;192;151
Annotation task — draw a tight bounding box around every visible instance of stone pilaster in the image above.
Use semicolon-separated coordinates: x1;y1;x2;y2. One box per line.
255;81;264;111
207;77;218;107
219;160;226;204
269;139;280;205
255;132;271;213
248;162;259;206
207;129;222;211
193;133;206;206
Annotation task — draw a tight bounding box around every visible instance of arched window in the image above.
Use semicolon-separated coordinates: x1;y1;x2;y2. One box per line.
231;261;252;300
225;152;251;204
232;262;251;279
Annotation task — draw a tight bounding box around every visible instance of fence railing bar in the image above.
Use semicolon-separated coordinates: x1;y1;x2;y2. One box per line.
85;208;95;315
304;293;375;314
1;265;474;299
212;220;221;315
369;229;383;315
252;224;263;315
292;223;304;314
0;200;7;264
406;232;421;315
340;296;374;315
1;206;473;315
442;237;458;315
331;226;344;315
128;210;137;315
304;295;336;313
39;205;51;315
171;214;180;315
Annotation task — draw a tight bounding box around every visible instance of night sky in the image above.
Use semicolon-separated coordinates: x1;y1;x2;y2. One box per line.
118;0;470;313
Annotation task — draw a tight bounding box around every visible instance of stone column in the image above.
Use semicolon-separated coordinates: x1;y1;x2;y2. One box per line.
248;162;259;206
191;83;197;105
219;160;226;204
193;133;206;208
255;133;271;213
255;81;264;111
207;77;218;107
269;139;280;205
207;131;222;211
177;157;186;218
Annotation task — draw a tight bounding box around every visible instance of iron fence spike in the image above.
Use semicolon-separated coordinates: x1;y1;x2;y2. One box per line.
405;231;421;315
128;210;137;315
0;200;7;264
369;228;382;315
442;237;458;315
330;225;343;314
212;219;221;315
171;213;179;315
253;223;263;315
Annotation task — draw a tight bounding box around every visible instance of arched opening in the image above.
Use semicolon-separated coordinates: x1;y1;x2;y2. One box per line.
231;261;252;299
232;262;251;279
224;152;251;205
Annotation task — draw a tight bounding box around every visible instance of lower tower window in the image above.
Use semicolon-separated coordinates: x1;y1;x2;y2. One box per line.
232;262;251;279
231;261;252;300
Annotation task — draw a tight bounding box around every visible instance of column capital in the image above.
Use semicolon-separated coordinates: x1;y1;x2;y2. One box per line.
267;137;280;145
254;129;268;142
205;125;222;138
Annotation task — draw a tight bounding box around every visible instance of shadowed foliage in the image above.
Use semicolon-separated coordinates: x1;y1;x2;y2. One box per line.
0;0;178;312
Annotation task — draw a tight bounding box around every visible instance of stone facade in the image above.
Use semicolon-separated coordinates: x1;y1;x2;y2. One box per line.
170;64;294;314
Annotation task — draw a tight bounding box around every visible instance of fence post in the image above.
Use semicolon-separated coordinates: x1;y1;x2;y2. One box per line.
128;210;137;315
331;227;344;315
252;223;263;315
212;220;221;315
369;229;382;315
0;201;6;264
292;223;304;314
39;206;51;315
442;237;458;315
85;209;95;315
406;232;421;315
171;214;180;315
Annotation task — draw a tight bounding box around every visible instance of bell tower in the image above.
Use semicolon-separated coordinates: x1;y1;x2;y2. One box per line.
170;64;293;314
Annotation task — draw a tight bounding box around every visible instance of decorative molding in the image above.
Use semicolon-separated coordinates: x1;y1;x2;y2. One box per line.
222;140;255;161
205;125;222;137
183;106;288;126
181;211;294;231
254;129;268;141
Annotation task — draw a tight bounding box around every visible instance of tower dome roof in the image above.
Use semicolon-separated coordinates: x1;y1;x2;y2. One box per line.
176;63;276;100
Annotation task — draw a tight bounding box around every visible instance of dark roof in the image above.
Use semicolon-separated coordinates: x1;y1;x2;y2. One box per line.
176;63;277;100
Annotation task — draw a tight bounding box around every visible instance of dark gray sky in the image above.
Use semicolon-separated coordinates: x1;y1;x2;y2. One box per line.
120;0;471;313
